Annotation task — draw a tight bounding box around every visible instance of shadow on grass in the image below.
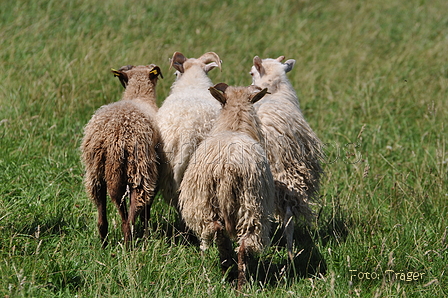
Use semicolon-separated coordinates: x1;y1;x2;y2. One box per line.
243;224;328;287
108;194;351;287
316;196;351;247
249;196;351;286
144;198;350;287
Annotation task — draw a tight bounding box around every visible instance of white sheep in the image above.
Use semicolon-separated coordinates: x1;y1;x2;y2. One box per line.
81;64;163;247
250;56;324;260
156;51;222;209
179;83;275;290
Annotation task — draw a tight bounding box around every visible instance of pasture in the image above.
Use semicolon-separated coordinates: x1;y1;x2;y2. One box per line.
0;0;446;296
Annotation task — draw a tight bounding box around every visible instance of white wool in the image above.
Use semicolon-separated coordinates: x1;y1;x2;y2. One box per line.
251;56;324;259
156;53;222;207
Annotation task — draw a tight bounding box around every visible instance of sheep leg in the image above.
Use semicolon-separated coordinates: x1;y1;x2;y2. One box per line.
284;205;294;260
95;183;108;248
139;185;158;238
126;188;138;244
118;207;130;244
127;187;147;244
214;221;236;278
110;186;129;244
237;239;248;291
139;203;151;238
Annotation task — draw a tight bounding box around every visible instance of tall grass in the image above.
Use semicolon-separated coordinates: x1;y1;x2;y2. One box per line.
1;0;446;296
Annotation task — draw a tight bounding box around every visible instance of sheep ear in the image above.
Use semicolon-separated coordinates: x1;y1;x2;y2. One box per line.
111;68;128;89
250;88;268;104
213;82;228;93
209;86;227;105
170;52;187;73
283;59;296;73
111;68;123;77
253;56;265;77
149;66;163;80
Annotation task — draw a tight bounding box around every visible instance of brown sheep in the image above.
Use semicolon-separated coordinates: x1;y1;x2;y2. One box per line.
81;64;163;247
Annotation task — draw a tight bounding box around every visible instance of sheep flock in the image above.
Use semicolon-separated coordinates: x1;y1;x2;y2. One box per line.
80;52;324;290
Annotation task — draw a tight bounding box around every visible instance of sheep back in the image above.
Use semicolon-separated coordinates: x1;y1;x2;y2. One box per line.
256;97;322;218
157;89;221;205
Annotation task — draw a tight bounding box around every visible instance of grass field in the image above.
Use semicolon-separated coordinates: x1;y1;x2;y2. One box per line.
1;0;447;297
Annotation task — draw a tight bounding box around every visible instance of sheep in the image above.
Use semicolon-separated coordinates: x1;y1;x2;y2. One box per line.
81;64;163;247
249;55;324;260
178;83;275;290
156;52;222;210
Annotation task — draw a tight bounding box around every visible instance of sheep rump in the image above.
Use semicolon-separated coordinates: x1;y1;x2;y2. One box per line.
179;132;273;254
82;100;159;205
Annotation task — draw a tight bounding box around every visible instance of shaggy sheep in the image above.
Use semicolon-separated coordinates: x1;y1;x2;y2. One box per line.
81;64;163;247
250;56;324;260
156;51;222;208
178;83;275;289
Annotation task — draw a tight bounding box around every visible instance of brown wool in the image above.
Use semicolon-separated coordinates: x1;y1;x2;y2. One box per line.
81;64;162;246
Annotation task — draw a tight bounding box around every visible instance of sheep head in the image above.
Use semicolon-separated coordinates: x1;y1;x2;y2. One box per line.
209;83;268;106
250;56;296;91
169;51;222;75
111;64;163;89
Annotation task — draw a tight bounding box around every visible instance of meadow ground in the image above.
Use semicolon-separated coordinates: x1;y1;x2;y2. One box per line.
0;0;447;297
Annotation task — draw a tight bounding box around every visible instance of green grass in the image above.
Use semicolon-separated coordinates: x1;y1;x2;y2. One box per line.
1;0;447;296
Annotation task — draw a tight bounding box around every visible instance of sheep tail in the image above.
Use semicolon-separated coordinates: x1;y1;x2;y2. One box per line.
104;140;126;197
216;169;238;238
